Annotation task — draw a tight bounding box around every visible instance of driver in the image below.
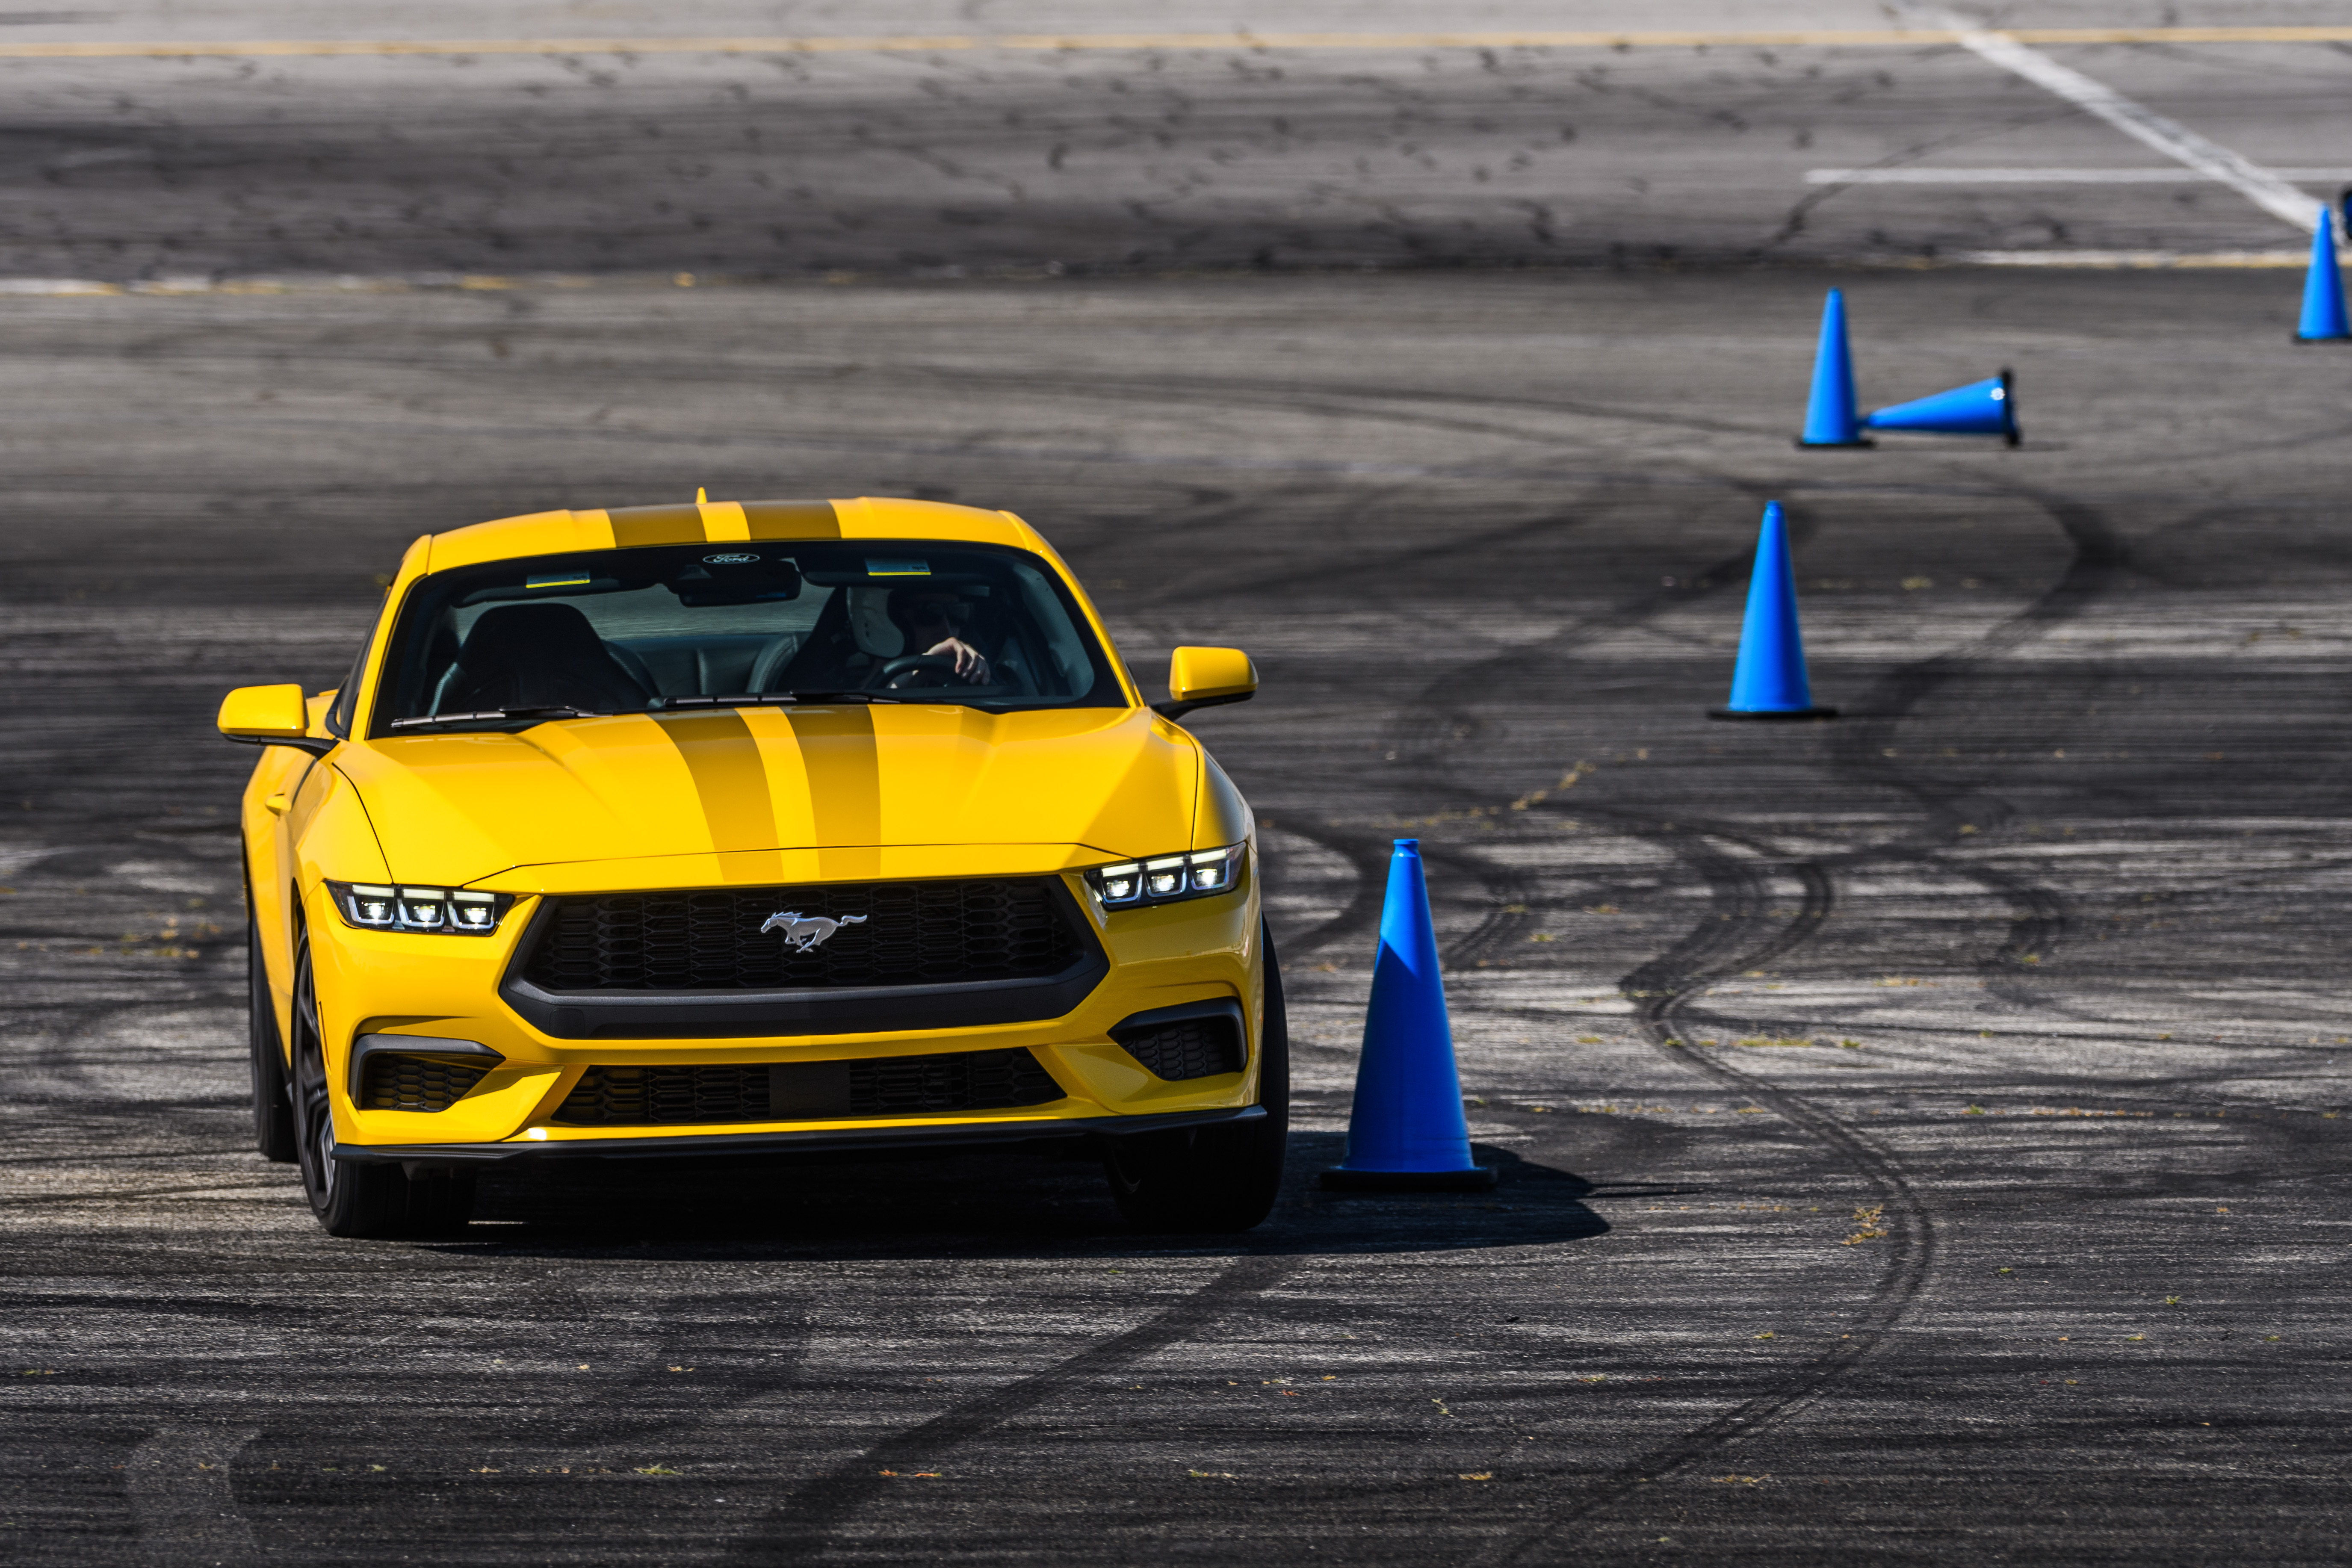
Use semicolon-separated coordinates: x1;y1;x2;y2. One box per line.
892;588;991;685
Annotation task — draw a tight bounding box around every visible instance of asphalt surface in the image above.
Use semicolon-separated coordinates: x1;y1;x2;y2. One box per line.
2;5;2350;1565
0;0;2345;277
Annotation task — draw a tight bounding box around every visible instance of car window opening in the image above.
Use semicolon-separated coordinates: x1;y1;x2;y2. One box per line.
369;541;1119;736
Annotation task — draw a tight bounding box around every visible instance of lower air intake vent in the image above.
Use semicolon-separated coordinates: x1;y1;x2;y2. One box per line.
1112;1002;1246;1081
359;1054;488;1113
553;1048;1065;1126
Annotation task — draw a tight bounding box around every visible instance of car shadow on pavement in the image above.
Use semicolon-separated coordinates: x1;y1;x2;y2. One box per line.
436;1131;1606;1261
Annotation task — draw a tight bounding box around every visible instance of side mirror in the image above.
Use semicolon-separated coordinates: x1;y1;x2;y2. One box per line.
219;684;335;756
1153;646;1258;721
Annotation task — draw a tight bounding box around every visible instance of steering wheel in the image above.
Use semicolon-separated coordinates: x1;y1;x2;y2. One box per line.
875;653;963;688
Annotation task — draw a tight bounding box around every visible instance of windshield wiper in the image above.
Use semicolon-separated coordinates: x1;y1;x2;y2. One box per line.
648;691;902;712
774;690;901;705
389;706;609;731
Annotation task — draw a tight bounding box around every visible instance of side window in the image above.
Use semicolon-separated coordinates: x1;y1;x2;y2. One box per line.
324;602;384;738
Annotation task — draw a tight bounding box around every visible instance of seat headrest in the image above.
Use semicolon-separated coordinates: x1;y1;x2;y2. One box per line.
461;602;610;659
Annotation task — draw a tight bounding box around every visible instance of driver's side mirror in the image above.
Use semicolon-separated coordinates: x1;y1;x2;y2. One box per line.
1152;646;1258;722
218;684;335;756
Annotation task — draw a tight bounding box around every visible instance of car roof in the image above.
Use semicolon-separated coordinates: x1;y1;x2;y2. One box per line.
423;496;1049;574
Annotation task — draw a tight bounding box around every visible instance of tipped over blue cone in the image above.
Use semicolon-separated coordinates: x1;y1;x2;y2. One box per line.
2295;205;2349;342
1321;839;1495;1193
1797;288;1870;447
1710;502;1836;722
1864;369;2021;446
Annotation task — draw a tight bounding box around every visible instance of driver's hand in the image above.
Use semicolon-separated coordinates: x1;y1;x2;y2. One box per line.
925;637;991;683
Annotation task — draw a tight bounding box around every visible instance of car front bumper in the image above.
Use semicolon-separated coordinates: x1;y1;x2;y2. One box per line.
306;859;1265;1157
334;1103;1265;1165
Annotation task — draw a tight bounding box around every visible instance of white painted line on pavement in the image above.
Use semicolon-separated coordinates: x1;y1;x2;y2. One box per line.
1891;2;2321;234
1808;167;2352;186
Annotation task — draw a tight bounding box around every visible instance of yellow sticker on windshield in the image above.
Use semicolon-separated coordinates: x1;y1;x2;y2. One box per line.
526;572;593;591
864;558;929;577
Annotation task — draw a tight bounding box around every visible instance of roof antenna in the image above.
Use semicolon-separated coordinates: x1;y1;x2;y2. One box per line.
695;487;708;504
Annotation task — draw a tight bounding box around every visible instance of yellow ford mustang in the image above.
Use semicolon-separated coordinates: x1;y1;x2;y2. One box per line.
220;496;1283;1238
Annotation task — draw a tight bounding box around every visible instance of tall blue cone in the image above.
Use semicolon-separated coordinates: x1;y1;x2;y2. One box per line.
1321;839;1495;1192
2295;204;2349;343
1710;502;1836;722
1797;288;1871;448
1864;368;2021;446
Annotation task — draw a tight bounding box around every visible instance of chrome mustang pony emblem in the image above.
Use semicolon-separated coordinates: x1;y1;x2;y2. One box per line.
760;910;868;951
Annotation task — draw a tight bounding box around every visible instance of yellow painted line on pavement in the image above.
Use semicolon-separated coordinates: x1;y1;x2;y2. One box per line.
1956;249;2308;268
0;27;2348;60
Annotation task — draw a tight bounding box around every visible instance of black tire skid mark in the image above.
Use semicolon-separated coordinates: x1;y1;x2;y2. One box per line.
1821;484;2132;1005
1191;810;1912;1552
0;1181;295;1209
0;1145;258;1167
1251;484;1778;969
723;1255;1300;1565
1480;484;2139;1548
238;1273;807;1518
1047;381;1850;617
1137;487;1611;614
1251;691;1929;1542
1257;817;1395;962
1;995;250;1114
909;358;1783;449
1375;498;1826;763
1415;837;1539;971
1347;490;2123;1546
1482;811;1932;1564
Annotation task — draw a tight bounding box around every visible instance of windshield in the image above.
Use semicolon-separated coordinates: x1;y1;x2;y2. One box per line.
368;540;1123;735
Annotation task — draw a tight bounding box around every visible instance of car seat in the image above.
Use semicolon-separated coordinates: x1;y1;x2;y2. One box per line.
757;588;896;693
437;602;651;715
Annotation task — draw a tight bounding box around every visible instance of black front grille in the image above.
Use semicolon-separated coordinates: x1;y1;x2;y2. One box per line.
1117;1016;1245;1081
519;877;1086;993
553;1047;1066;1126
360;1054;488;1113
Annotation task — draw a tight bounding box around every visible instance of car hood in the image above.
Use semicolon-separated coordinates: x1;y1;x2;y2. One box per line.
332;705;1201;889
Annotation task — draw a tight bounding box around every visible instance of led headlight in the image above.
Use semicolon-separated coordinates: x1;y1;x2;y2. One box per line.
1087;843;1245;909
326;881;511;935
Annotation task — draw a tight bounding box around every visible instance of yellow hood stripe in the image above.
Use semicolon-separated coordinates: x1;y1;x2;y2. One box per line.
604;499;842;550
792;706;882;846
653;711;779;852
651;705;885;866
611;504;706;548
746;500;840;540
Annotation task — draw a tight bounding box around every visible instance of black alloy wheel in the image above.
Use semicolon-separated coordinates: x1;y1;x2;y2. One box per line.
247;899;297;1164
290;920;476;1238
1105;919;1290;1234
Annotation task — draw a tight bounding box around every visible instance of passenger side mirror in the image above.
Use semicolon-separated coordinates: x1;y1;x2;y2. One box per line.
218;684;336;756
1153;646;1258;722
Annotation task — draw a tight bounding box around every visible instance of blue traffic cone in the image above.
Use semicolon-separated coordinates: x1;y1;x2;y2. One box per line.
1709;502;1836;722
2295;205;2349;343
1321;839;1495;1193
1864;368;2021;446
1797;288;1872;448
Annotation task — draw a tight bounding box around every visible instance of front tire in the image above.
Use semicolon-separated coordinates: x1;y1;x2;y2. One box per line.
1105;920;1290;1234
247;902;297;1164
290;921;475;1239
